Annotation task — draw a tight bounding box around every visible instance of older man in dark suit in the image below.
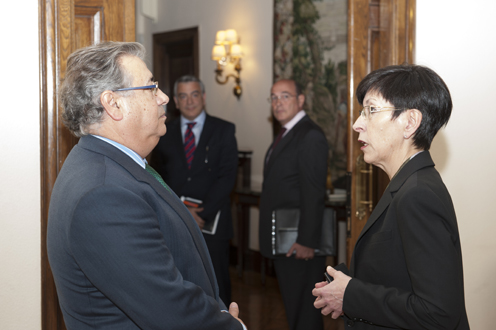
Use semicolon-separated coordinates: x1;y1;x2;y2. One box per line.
47;42;245;329
259;79;329;330
151;75;238;305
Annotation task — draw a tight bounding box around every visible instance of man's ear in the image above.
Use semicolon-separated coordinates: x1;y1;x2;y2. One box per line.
297;94;305;109
404;109;422;139
100;90;124;121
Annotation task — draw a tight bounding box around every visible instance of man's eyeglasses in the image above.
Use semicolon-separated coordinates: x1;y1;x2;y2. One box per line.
267;93;296;104
113;81;159;96
360;106;405;119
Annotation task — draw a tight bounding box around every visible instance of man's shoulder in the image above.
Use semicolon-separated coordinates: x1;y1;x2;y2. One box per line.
293;115;325;138
206;114;235;128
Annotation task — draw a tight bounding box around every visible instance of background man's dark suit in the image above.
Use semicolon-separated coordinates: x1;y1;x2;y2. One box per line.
151;114;238;304
343;151;470;329
47;135;242;329
259;114;329;330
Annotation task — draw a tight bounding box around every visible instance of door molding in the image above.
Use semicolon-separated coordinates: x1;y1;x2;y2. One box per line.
346;0;415;264
39;1;135;328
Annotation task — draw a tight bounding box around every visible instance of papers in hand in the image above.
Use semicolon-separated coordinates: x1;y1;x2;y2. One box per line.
180;196;221;235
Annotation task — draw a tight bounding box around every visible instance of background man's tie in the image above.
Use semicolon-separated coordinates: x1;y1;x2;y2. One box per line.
272;127;287;150
184;122;196;169
145;164;172;194
266;127;287;163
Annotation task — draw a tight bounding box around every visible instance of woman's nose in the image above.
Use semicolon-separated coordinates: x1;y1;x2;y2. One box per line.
352;116;364;132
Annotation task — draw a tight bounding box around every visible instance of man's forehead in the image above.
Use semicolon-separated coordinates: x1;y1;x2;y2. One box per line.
177;82;202;93
271;80;295;94
121;55;152;83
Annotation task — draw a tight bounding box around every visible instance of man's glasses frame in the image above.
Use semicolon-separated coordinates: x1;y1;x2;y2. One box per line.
113;81;159;96
267;93;297;104
360;106;405;119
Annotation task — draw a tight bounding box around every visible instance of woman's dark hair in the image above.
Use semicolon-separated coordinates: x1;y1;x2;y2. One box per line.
356;64;452;150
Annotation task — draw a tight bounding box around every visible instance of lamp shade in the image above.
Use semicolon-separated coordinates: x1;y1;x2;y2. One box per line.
224;29;238;43
215;30;226;44
230;44;243;58
211;45;226;60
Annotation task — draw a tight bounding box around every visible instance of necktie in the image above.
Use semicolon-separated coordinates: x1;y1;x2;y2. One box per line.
145;164;172;194
184;122;196;169
266;127;287;163
272;127;287;151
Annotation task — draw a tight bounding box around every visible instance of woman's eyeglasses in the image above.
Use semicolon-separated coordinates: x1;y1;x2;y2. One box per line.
360;106;405;119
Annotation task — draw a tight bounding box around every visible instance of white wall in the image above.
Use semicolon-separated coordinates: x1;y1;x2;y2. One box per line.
0;1;41;329
417;1;496;329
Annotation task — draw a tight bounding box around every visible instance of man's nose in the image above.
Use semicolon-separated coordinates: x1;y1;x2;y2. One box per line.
157;89;169;105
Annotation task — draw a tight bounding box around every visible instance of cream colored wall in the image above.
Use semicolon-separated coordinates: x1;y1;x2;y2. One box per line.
0;1;41;329
136;0;274;250
417;1;496;328
137;0;274;190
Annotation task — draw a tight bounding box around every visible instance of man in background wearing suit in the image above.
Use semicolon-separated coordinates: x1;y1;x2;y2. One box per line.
259;79;329;330
151;75;238;305
47;42;245;329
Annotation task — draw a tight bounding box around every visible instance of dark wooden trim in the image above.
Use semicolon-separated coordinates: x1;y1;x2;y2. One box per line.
40;0;69;328
40;1;136;328
346;0;416;265
152;27;199;123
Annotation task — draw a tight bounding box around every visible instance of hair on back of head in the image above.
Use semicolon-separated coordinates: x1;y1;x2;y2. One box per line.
60;41;146;137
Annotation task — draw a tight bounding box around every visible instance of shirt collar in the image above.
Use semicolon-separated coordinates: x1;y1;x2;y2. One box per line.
282;110;306;134
91;135;147;168
180;109;206;128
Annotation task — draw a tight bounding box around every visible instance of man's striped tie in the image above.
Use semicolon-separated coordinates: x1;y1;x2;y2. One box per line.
184;122;196;169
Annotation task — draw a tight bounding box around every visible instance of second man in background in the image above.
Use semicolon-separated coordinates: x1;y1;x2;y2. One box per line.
259;79;329;330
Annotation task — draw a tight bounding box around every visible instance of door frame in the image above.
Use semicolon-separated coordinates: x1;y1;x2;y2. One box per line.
39;1;135;328
346;0;416;264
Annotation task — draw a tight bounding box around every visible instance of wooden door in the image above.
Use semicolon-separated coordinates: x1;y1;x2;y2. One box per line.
153;27;199;124
39;0;135;328
346;0;415;264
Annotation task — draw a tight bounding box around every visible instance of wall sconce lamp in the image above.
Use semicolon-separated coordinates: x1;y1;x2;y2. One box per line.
211;29;243;99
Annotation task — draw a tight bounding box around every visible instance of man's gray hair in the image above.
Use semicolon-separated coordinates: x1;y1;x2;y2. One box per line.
60;41;146;137
173;75;205;97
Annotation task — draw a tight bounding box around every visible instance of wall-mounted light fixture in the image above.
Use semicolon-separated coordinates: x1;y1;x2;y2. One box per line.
211;29;243;99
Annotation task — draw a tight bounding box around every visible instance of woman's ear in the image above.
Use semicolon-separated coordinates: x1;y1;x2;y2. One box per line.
100;90;124;121
404;109;422;139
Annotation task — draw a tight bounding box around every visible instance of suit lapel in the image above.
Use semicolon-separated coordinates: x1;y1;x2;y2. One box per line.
264;115;309;175
79;135;218;293
351;151;435;272
191;115;214;170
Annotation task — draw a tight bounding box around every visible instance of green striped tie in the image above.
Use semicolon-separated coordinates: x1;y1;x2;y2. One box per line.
145;164;172;194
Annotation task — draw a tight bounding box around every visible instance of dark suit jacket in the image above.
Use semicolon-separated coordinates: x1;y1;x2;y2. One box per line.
259;114;329;258
47;135;242;330
343;151;469;329
151;114;238;240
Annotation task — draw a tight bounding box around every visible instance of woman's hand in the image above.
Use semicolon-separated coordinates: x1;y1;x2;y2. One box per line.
313;266;352;319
